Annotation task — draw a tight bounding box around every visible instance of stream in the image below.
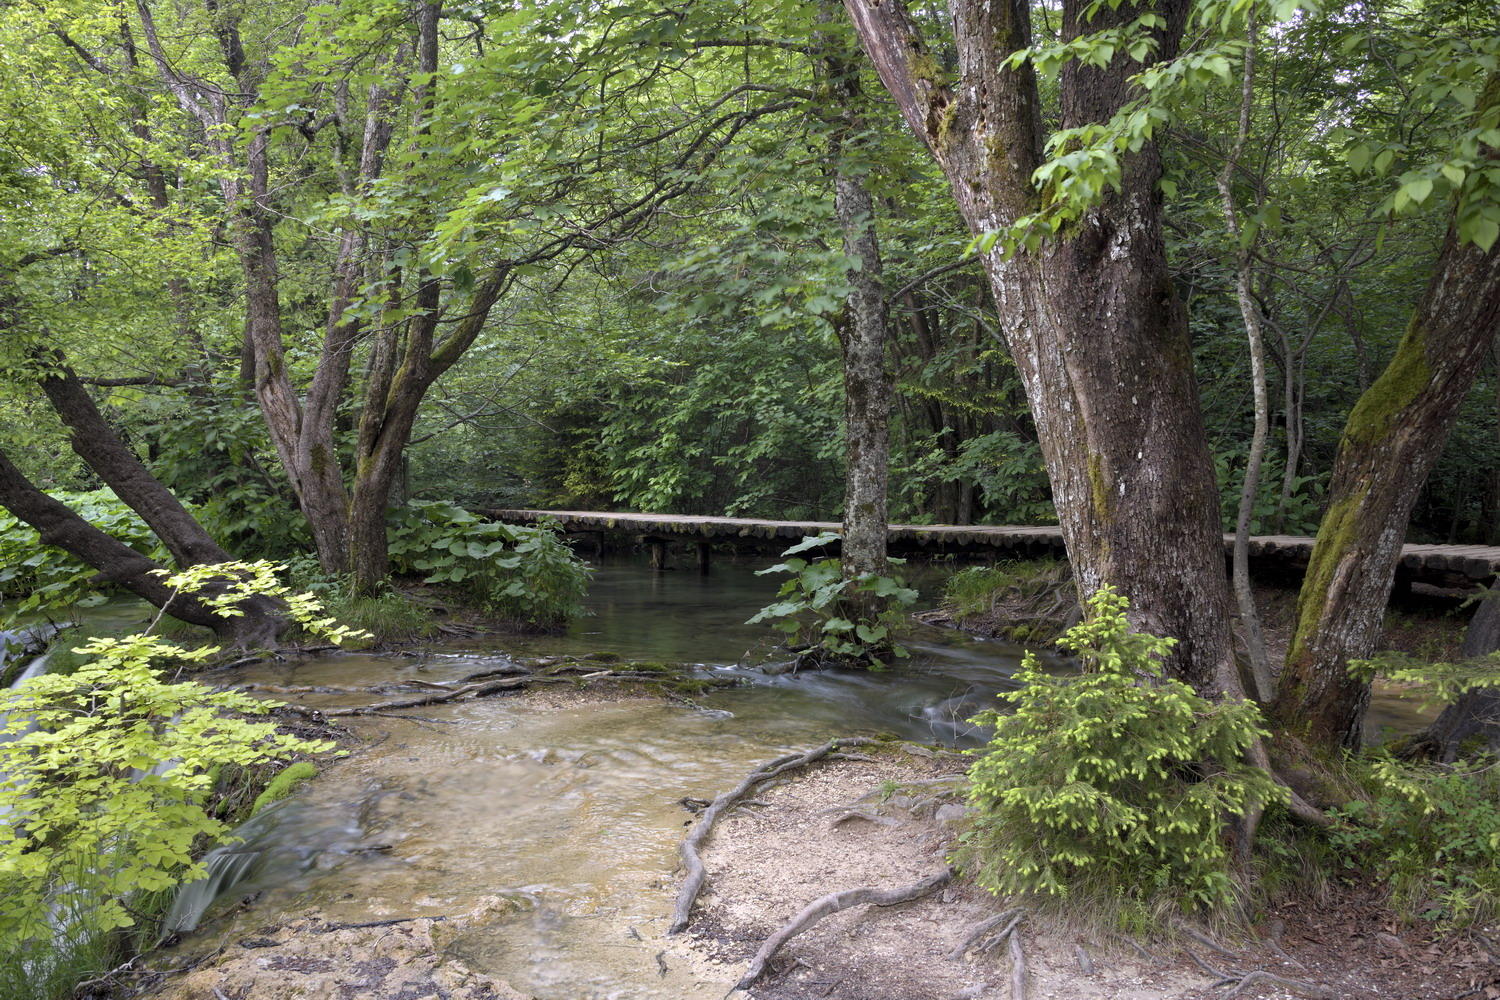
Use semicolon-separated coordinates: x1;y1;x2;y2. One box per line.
5;556;1438;999
161;555;1036;999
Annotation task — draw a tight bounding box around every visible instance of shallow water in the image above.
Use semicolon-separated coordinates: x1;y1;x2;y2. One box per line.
171;556;1030;997
153;556;1434;997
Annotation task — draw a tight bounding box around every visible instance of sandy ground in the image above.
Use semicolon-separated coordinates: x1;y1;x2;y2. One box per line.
686;752;1498;1000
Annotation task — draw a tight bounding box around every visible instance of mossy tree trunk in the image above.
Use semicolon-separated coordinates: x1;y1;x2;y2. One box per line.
843;0;1239;695
1274;221;1500;749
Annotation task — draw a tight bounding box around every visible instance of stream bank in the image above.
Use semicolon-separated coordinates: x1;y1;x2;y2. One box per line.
73;555;1472;1000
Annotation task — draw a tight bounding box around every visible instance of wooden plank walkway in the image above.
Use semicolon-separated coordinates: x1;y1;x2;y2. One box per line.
486;509;1500;586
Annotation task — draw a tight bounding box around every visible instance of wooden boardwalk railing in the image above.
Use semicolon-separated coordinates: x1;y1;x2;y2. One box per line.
485;508;1500;587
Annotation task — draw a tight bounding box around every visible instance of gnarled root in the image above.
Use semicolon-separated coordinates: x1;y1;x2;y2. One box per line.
948;908;1024;961
1187;949;1331;998
669;737;878;935
733;868;953;991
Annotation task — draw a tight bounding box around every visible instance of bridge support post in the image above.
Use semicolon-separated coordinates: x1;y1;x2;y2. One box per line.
696;541;711;574
647;538;669;571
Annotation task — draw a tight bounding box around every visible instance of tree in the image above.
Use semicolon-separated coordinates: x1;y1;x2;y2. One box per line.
841;0;1241;696
819;9;894;598
1271;13;1500;749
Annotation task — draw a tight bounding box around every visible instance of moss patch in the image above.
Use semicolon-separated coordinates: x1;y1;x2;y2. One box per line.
1343;323;1430;448
1287;484;1369;668
251;761;317;816
1087;452;1110;521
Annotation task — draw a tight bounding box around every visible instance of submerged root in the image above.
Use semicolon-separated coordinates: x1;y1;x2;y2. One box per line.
265;660;727;718
669;736;879;935
733;868;953;991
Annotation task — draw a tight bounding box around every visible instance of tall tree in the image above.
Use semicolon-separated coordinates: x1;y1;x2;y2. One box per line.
842;0;1240;694
1275;196;1500;747
819;11;894;594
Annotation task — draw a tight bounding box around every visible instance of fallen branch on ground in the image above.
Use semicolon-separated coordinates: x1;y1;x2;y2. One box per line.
269;664;715;718
733;868;953;991
668;736;879;935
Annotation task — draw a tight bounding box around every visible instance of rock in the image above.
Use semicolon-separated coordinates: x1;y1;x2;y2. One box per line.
151;898;528;1000
934;803;971;825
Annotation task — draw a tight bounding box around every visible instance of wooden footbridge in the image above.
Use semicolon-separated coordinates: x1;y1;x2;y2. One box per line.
485;509;1500;588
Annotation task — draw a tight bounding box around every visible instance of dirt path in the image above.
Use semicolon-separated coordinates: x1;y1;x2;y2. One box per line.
684;753;1495;1000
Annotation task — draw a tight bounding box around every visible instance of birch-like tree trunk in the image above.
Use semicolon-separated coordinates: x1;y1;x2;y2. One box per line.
1216;15;1273;700
820;10;893;595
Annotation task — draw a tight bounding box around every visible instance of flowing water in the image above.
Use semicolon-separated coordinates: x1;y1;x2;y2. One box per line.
165;556;1034;998
60;556;1432;998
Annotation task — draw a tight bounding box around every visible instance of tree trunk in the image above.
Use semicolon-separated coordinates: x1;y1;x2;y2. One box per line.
1274;219;1500;749
843;0;1239;695
1216;16;1273;700
0;448;276;646
38;361;232;569
821;14;893;590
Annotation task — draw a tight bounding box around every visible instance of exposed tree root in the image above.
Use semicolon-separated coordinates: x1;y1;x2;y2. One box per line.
1008;928;1027;1000
733;867;953;991
1263;918;1308;970
824;807;902;829
947;907;1023;961
1175;922;1237;958
1187;949;1330;998
266;662;721;718
669;736;879;935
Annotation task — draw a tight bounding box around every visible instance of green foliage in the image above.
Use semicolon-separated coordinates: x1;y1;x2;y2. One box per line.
387;502;589;628
0;563;345;969
1213;447;1324;536
747;533;919;667
956;587;1285;916
1328;758;1500;927
320;588;434;644
1352;645;1500;705
0;490;164;619
941;559;1074;625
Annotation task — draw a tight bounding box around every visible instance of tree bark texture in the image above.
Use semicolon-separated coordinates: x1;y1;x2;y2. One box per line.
843;0;1238;695
1274;221;1500;749
820;14;892;586
38;362;231;569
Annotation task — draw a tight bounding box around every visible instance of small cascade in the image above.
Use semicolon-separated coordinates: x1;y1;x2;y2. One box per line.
0;622;66;688
9;650;52;688
164;788;377;934
165;842;267;933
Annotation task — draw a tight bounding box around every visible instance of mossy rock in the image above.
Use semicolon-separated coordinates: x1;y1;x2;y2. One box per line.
251;762;318;816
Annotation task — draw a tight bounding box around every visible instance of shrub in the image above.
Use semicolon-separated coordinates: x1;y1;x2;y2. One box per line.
747;532;918;667
1328;757;1500;928
956;587;1285;915
387;501;590;628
